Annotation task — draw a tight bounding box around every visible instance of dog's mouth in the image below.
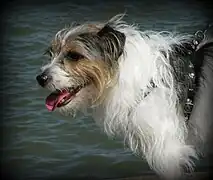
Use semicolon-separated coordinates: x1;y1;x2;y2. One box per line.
45;85;86;111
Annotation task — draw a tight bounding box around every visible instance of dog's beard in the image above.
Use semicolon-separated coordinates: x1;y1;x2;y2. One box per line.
55;84;96;117
42;59;115;117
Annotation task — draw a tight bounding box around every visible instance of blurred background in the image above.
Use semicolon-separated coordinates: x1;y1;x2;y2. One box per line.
1;0;212;179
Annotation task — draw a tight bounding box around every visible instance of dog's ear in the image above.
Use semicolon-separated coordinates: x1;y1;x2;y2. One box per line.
97;24;126;60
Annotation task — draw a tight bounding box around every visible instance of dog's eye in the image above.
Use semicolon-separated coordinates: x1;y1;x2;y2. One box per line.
64;51;84;61
44;47;54;58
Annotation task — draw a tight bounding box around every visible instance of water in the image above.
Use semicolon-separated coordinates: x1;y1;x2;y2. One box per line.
1;0;212;179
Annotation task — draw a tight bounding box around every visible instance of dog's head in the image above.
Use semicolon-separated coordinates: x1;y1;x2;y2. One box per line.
36;17;126;115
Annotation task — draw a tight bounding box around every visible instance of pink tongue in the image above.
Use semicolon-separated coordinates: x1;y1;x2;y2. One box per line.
45;90;70;111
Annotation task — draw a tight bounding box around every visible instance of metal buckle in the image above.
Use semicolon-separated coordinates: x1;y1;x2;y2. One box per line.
194;30;205;42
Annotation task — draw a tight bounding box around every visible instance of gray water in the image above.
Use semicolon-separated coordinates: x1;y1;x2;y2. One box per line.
1;0;212;179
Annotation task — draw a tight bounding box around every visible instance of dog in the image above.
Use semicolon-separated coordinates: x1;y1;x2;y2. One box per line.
36;14;213;179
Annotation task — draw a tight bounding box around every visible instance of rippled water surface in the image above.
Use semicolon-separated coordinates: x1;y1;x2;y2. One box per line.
1;0;212;179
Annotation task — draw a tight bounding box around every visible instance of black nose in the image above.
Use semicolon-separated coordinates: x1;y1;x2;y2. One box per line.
36;73;49;87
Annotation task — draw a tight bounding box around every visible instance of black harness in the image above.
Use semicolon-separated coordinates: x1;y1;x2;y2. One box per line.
182;30;205;120
142;28;208;120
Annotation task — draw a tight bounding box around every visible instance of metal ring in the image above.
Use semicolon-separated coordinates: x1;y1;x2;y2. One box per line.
194;30;205;42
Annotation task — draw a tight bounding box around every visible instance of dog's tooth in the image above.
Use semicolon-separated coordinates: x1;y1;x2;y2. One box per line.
69;87;74;92
56;89;61;93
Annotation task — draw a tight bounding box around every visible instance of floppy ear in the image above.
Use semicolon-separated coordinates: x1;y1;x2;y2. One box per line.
97;25;126;60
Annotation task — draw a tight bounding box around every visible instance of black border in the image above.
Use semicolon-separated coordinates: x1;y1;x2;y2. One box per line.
1;0;213;180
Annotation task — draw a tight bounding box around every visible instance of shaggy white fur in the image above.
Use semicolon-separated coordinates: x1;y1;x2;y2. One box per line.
37;14;213;180
92;15;198;179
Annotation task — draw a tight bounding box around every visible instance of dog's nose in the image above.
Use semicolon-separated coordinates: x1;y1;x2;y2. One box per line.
36;73;49;87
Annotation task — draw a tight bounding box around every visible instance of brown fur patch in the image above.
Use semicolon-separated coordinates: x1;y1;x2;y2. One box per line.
64;58;116;104
87;24;102;31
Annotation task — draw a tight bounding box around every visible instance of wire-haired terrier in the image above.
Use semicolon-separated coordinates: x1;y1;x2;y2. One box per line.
36;14;213;179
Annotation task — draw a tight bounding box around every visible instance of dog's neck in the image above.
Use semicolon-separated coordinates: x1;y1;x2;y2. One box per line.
141;37;202;121
92;27;204;131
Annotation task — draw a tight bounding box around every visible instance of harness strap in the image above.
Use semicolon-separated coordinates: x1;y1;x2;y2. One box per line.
183;27;208;120
131;26;211;120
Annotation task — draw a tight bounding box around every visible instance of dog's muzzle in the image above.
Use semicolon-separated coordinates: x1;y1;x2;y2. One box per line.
36;73;50;87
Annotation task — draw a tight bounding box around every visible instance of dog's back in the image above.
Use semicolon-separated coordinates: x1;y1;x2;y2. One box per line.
188;27;213;155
